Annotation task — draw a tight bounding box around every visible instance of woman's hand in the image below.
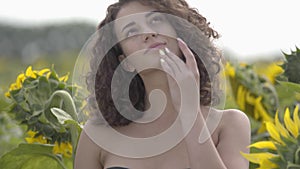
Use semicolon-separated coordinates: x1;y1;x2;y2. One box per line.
160;38;200;113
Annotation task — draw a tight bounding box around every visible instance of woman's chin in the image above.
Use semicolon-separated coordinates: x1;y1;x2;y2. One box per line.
127;49;163;73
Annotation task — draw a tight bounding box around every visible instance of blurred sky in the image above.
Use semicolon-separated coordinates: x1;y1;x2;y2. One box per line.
1;0;299;61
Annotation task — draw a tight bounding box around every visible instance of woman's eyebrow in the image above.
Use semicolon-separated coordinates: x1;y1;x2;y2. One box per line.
121;22;136;32
145;10;161;18
121;10;161;32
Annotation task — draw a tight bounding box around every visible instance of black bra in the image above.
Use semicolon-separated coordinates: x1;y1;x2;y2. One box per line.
107;167;190;169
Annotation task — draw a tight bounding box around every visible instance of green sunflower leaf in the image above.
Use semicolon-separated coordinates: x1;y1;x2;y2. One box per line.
287;161;300;169
0;143;67;169
281;48;300;84
50;108;73;125
295;147;300;164
270;156;287;169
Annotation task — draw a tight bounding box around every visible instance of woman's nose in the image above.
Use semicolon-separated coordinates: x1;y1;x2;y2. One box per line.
143;33;158;41
139;24;158;41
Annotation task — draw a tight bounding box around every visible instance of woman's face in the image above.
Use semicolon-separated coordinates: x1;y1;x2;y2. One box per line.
114;1;181;72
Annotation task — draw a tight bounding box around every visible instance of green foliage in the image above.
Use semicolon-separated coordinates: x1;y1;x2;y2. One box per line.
275;47;300;113
271;136;300;168
281;47;300;84
0;143;70;169
6;67;79;144
0;112;24;156
50;107;82;158
275;81;300;111
227;63;279;122
243;65;279;116
0;22;95;58
0;22;92;168
239;48;300;169
0;67;83;168
0;88;24;156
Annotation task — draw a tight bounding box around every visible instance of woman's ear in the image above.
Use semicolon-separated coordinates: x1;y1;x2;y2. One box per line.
118;54;135;72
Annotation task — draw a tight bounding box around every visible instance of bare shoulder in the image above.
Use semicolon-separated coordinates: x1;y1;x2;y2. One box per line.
74;129;103;169
223;109;250;121
218;109;250;129
214;109;251;168
212;108;251;142
78;129;101;149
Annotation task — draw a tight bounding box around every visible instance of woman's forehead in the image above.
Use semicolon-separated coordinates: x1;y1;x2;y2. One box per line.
116;1;157;19
115;11;160;27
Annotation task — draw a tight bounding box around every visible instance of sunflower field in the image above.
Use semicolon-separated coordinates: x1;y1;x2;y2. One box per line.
226;47;300;169
0;66;83;169
0;47;299;169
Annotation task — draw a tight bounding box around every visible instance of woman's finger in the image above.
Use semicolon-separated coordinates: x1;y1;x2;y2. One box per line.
164;47;185;73
159;49;180;75
177;38;199;76
159;51;175;77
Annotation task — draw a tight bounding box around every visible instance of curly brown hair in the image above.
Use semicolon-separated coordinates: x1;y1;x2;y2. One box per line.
86;0;222;126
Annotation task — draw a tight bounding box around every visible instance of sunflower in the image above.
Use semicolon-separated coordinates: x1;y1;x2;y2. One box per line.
5;66;78;158
225;62;278;127
242;105;300;168
53;141;73;158
5;66;69;97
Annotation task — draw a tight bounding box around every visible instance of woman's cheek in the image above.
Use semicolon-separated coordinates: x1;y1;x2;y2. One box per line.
121;41;141;57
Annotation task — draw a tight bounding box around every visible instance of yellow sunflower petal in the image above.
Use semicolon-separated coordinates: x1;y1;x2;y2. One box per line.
255;97;273;122
254;62;284;84
46;71;52;79
245;91;255;105
52;142;73;158
265;122;283;144
26;130;37;137
25;66;37;78
293;105;300;129
240;87;247;111
237;85;246;111
225;62;235;78
9;83;19;91
53;142;62;154
38;68;50;76
275;110;290;138
240;152;276;164
5;91;10;97
59;72;69;82
16;73;25;87
36;135;48;144
259;158;278;169
25;137;35;144
284;108;299;138
62;142;72;158
248;141;277;150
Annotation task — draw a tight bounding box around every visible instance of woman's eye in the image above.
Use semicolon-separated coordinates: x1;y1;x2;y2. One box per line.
126;28;138;37
150;16;163;24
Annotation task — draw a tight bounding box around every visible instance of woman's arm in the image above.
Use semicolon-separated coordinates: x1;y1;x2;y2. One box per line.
216;109;250;169
74;130;103;169
183;108;250;169
160;38;250;168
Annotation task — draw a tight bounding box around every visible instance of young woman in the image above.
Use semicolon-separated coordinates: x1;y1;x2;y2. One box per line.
74;0;250;168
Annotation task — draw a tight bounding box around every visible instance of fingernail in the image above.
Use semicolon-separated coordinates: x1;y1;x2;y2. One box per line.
160;58;165;63
165;47;170;53
159;49;166;56
177;38;184;45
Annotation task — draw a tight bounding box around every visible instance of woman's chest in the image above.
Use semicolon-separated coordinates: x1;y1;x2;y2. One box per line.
101;128;220;169
103;140;189;169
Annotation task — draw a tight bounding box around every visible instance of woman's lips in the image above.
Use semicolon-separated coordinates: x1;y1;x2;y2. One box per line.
144;42;167;54
149;42;166;49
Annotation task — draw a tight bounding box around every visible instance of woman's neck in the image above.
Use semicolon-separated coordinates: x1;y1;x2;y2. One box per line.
138;70;178;125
